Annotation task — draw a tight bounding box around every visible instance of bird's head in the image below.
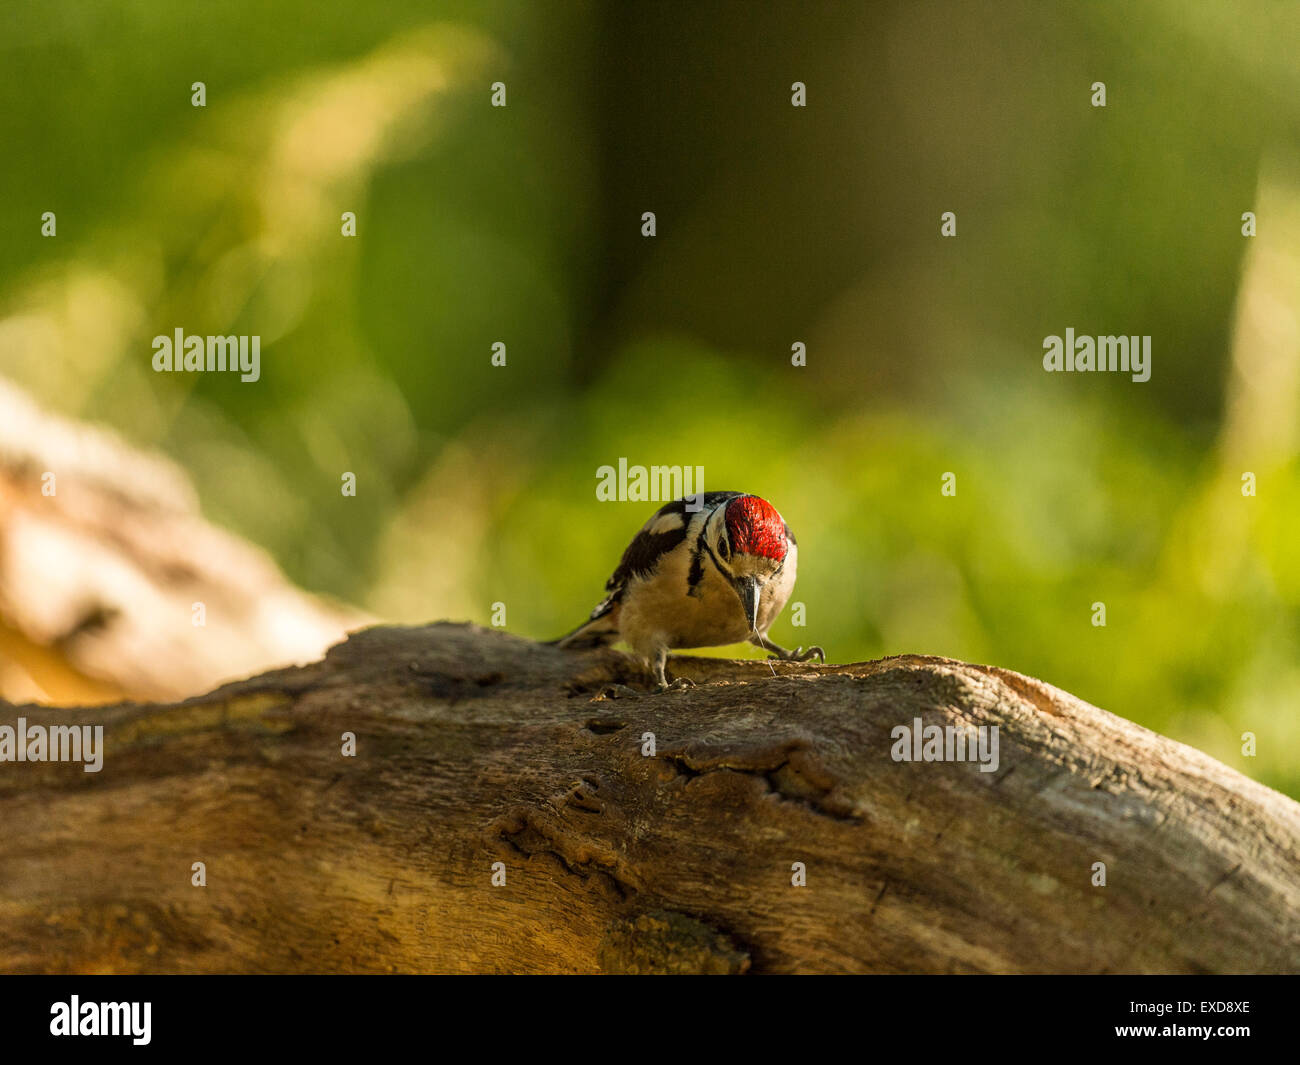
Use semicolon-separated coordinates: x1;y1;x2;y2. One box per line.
708;495;790;631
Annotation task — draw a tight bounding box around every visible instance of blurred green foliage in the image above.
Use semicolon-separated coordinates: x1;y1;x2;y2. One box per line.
1;1;1297;796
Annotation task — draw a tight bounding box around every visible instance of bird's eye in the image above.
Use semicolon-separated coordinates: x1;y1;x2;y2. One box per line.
718;538;731;560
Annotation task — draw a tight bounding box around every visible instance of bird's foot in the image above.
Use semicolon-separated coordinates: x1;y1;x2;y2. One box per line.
596;683;644;700
653;676;697;693
768;645;826;664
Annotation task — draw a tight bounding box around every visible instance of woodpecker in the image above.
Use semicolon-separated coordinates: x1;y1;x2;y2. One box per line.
549;491;824;690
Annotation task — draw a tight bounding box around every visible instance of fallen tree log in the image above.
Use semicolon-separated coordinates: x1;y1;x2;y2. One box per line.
0;622;1296;974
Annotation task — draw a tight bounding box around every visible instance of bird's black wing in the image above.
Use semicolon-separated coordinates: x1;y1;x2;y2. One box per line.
548;493;745;648
601;491;744;603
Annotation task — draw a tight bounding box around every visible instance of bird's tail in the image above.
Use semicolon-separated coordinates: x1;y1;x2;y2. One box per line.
545;609;620;650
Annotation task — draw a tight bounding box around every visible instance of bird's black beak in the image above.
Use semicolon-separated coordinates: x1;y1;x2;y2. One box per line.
735;575;761;632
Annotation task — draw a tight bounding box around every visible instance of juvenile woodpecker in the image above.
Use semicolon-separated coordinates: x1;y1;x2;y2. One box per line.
550;491;824;690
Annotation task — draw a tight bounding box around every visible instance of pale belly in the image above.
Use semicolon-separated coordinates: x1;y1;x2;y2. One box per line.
619;545;797;652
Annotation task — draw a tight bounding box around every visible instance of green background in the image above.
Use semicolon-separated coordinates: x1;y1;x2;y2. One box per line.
1;1;1297;796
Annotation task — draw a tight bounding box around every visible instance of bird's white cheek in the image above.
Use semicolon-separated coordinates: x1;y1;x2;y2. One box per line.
760;550;798;630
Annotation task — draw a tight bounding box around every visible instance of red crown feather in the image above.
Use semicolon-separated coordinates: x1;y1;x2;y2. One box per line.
724;496;788;561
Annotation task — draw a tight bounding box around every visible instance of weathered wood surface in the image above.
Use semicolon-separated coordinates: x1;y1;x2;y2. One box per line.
0;379;367;705
0;622;1296;974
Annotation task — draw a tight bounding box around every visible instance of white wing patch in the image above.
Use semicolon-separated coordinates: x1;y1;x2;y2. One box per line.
644;510;688;536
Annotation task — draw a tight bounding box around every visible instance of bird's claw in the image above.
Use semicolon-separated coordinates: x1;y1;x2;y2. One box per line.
598;676;696;697
769;645;826;664
597;683;644;700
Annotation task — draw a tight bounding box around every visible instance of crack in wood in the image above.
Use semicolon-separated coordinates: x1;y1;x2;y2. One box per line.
663;743;861;822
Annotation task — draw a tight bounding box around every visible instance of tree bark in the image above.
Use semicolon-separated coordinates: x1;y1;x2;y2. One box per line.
1;622;1296;974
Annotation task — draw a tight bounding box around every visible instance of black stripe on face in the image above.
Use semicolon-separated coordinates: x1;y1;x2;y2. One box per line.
687;504;730;596
687;547;705;596
700;536;731;586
